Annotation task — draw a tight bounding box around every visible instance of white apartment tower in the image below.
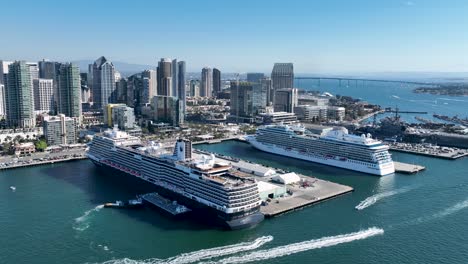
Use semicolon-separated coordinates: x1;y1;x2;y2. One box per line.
33;78;54;113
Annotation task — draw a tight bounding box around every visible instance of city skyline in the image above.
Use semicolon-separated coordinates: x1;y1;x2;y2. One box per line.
2;0;468;74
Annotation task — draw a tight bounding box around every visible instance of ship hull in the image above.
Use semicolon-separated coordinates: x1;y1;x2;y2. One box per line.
247;138;394;176
90;159;264;229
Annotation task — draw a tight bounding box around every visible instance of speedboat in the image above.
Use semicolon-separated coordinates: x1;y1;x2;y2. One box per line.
104;201;124;208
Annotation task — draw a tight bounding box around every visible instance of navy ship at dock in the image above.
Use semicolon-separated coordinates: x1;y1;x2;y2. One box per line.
86;127;264;229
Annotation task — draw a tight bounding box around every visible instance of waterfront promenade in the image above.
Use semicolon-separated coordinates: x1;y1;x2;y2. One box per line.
357;110;385;123
0;149;87;170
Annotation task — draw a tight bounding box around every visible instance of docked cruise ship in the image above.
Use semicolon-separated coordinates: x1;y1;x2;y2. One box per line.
87;127;264;229
247;125;394;176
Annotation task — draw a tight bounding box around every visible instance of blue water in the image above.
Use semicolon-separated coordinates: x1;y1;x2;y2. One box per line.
294;79;468;122
0;80;467;263
1;143;467;264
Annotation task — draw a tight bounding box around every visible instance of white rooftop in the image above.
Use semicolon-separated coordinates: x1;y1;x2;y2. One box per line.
257;181;282;193
272;172;300;184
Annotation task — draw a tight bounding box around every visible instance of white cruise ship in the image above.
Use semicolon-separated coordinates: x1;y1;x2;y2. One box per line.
246;124;395;176
87;127;263;229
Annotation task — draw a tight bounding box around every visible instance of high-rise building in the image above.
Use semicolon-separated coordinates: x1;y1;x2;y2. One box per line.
200;67;212;97
6;61;35;128
43;114;76;145
26;62;39;82
213;68;221;97
114;71;121;82
177;61;186;124
0;61;13;85
189;80;200;97
151;95;183;127
57;63;81;122
33;79;54;112
0;61;12;116
38;59;60;80
108;104;137;130
91;56;116;109
87;64;93;94
260;77;273;106
104;103;136;129
157;58;172;96
177;61;186;98
252;82;268;115
141;69;157;105
230;82;267;121
0;84;5;116
116;78;127;104
161;77;172;96
274;88;298;113
126;73;143;108
271;63;294;103
80;73;91;103
247;73;265;83
172;59;178;97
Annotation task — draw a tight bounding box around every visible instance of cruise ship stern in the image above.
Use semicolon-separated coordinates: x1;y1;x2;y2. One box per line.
225;212;264;230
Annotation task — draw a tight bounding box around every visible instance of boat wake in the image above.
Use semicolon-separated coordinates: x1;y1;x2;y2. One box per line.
437;97;468;103
203;227;384;264
94;228;382;264
433;199;468;218
416;198;468;224
391;95;400;99
355;187;413;210
73;204;104;231
390;198;468;229
95;236;273;264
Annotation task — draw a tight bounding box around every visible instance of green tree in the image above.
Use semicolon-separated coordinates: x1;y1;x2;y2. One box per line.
35;140;48;152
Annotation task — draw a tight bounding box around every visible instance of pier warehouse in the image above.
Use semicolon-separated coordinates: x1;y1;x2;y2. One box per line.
257;181;287;200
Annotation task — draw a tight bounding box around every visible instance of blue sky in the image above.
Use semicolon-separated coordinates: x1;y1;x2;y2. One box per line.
1;0;468;73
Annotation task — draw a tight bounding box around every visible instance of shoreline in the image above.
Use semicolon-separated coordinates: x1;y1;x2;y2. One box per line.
0;150;87;170
0;155;87;170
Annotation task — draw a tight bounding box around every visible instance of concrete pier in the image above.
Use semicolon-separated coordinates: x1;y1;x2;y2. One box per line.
193;150;354;218
260;178;354;217
393;161;425;174
192;136;244;145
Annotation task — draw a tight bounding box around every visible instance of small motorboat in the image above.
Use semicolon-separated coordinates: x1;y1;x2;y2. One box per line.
10;186;16;191
104;201;125;208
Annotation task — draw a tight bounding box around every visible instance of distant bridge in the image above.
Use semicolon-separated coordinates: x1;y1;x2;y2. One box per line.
294;77;437;86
